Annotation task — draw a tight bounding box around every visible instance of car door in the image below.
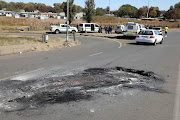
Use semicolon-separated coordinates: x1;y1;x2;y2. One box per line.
154;31;160;43
61;25;67;32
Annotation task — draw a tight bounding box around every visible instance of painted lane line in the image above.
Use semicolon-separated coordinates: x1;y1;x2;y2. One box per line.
0;68;45;81
173;63;180;120
108;39;123;48
89;52;103;57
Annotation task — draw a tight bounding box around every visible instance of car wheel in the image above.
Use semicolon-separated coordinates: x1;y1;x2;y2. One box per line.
55;30;60;34
153;40;157;46
160;38;163;44
136;42;140;45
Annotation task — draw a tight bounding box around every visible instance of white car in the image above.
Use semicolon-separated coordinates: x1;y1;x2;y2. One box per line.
50;24;78;34
153;27;163;35
115;25;125;34
136;30;164;45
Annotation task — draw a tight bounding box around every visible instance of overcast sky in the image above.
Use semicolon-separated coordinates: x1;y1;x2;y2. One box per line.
4;0;180;10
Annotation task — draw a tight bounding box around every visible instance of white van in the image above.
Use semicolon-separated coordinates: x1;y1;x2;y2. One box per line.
78;23;100;33
115;25;125;34
123;22;141;36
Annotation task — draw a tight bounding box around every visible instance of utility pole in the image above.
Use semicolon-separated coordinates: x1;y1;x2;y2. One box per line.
109;0;110;16
66;0;69;42
146;0;150;27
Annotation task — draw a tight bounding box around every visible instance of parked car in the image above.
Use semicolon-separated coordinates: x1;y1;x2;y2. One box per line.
139;24;146;30
153;27;163;35
78;23;100;33
123;22;141;36
136;30;164;45
115;25;125;34
50;24;78;34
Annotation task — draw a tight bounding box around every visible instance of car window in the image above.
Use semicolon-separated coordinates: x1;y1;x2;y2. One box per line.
154;31;160;35
95;24;99;27
79;24;83;27
85;24;91;27
62;25;67;27
153;28;160;30
128;26;133;30
139;31;153;35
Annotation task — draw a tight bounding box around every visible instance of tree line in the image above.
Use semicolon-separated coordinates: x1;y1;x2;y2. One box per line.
0;0;180;23
0;0;83;13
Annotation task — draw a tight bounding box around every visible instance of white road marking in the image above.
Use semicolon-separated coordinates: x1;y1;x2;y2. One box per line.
89;52;103;57
108;39;123;48
0;68;44;81
173;63;180;120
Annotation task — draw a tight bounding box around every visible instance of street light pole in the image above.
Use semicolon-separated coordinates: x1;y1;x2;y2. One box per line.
109;0;110;16
66;0;69;42
146;0;150;27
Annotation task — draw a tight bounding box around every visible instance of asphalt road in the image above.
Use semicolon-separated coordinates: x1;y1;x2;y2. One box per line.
0;30;180;120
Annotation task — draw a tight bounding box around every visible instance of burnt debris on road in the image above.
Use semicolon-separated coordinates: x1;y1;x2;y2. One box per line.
0;67;166;112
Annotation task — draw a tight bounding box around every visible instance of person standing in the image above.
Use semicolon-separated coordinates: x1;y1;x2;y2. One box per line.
100;25;103;33
105;25;107;34
165;26;169;37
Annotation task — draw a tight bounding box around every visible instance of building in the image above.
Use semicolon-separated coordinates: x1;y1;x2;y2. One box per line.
74;12;84;19
41;13;57;18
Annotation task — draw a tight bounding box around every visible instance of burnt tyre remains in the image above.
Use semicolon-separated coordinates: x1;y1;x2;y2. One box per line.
0;67;166;112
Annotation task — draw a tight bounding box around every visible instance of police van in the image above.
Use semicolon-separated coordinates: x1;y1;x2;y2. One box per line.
123;22;142;36
78;23;100;33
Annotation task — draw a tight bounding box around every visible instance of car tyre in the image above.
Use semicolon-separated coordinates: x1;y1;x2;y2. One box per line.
153;40;157;46
160;38;163;44
55;30;60;34
136;42;140;45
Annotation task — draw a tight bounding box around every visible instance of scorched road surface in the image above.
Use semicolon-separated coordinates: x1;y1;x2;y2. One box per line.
0;30;180;120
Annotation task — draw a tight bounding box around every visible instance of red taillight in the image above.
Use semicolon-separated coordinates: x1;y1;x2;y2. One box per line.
136;36;139;37
150;36;155;38
160;31;162;32
82;28;83;31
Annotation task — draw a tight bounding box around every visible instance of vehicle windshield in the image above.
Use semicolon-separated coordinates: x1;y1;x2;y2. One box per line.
153;27;161;30
139;31;153;35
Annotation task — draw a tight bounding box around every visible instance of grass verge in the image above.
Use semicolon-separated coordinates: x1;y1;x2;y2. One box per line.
0;35;81;56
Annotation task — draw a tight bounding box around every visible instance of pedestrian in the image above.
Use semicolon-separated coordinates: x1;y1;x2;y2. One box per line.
111;26;113;34
101;25;102;33
77;24;79;30
105;25;107;34
178;24;179;28
108;26;111;34
165;26;169;37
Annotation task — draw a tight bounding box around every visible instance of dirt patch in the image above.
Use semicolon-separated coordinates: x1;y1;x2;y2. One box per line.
0;67;166;112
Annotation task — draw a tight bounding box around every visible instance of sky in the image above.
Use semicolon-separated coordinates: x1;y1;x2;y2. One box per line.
3;0;180;11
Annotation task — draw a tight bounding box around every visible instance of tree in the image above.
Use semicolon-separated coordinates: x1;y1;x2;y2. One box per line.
117;4;138;18
24;2;36;12
170;6;174;10
155;7;161;17
53;3;63;13
165;8;180;20
76;5;84;13
95;7;105;16
0;4;2;10
149;7;157;18
174;2;180;9
0;1;8;8
63;0;77;24
105;6;110;14
137;7;146;18
84;0;95;23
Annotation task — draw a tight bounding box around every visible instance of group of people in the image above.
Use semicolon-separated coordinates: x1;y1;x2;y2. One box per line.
99;25;113;34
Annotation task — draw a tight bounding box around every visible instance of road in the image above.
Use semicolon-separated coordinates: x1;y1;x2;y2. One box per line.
0;30;180;120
